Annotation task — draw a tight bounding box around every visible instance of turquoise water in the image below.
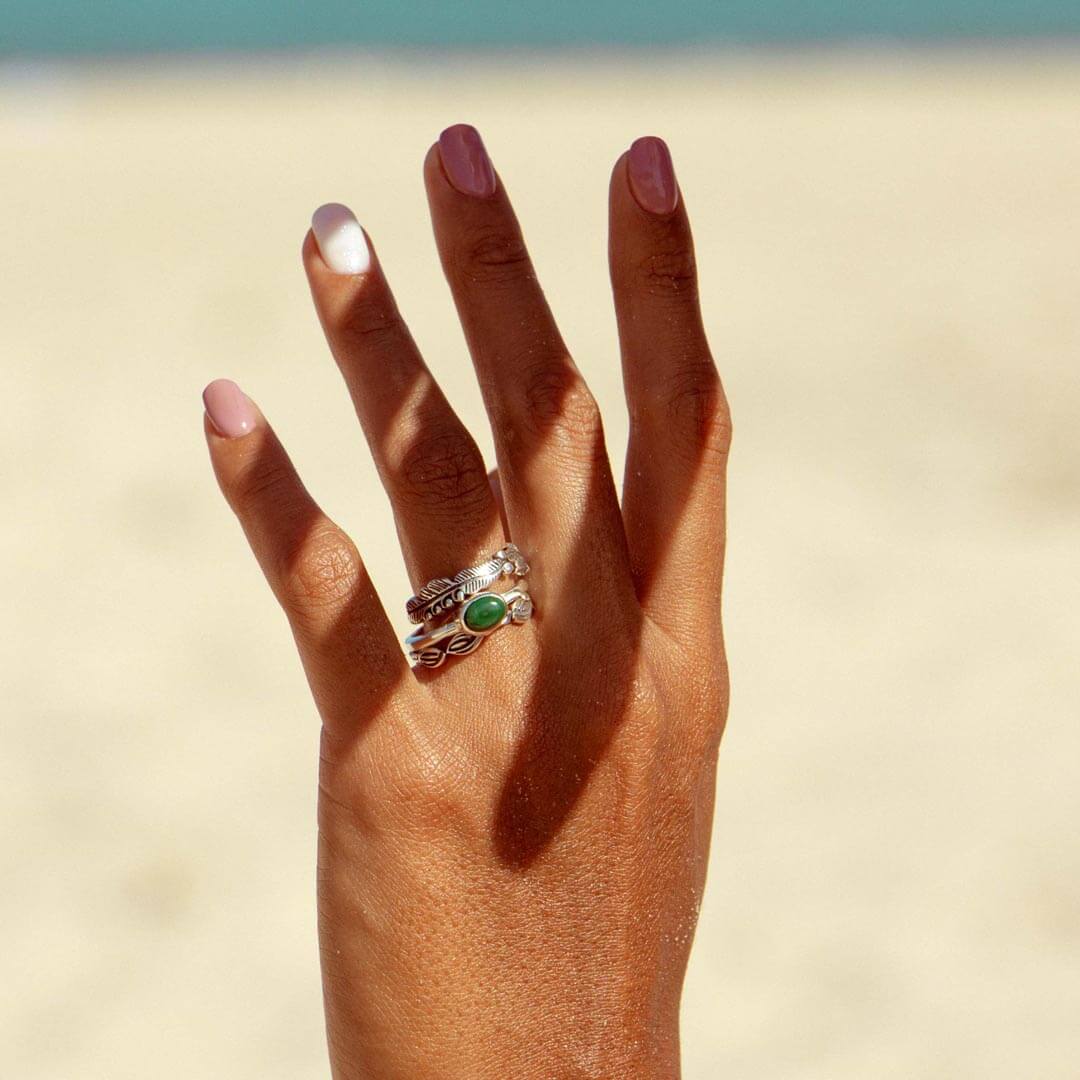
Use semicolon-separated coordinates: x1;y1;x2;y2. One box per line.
4;0;1079;54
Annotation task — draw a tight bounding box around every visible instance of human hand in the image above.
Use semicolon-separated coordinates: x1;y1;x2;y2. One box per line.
203;125;730;1079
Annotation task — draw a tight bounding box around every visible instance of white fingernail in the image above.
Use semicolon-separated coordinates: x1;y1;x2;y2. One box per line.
311;203;371;275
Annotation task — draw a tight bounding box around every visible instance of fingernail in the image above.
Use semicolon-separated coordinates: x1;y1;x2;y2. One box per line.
438;124;496;198
311;202;371;275
627;136;678;216
203;378;257;438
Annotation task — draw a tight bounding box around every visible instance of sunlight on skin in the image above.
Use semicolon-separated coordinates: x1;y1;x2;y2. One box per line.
204;125;729;1078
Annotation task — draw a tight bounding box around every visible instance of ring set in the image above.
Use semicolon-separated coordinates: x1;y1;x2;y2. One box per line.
404;543;533;668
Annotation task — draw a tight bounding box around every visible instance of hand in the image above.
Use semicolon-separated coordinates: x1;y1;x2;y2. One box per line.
203;126;730;1079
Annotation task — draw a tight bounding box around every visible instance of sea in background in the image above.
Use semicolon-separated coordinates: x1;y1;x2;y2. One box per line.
5;0;1080;54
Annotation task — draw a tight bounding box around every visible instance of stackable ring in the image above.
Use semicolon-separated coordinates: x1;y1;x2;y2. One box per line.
405;585;533;669
405;542;530;624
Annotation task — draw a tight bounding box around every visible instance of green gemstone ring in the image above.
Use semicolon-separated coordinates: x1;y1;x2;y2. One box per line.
405;543;529;625
404;584;533;669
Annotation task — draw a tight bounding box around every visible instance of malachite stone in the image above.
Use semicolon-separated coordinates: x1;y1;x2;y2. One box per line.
463;594;507;633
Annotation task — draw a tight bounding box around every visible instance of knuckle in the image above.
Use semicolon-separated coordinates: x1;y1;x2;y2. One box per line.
455;228;533;286
379;728;484;838
638;650;729;758
394;423;490;517
634;246;699;299
336;294;404;346
231;460;296;518
283;527;362;611
521;362;604;451
683;670;730;756
650;364;732;462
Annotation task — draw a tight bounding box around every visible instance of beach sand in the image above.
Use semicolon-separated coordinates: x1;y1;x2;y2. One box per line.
3;49;1079;1077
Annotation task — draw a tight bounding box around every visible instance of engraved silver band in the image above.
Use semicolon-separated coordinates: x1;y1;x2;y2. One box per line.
406;585;533;669
405;542;530;625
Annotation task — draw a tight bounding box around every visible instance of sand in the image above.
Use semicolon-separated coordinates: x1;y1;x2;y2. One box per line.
2;48;1079;1078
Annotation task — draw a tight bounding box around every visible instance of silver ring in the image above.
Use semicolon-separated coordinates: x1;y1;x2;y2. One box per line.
406;585;533;668
405;543;529;625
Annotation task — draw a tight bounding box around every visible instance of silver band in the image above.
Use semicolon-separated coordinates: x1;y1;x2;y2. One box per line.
405;543;529;625
406;585;532;669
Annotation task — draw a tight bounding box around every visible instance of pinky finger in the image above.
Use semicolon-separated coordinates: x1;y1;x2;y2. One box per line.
202;379;410;731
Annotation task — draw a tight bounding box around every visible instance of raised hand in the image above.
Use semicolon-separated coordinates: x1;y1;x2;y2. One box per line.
203;126;730;1079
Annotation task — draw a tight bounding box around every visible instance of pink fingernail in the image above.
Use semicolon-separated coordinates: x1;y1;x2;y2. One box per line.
627;136;679;216
203;378;257;438
438;124;496;198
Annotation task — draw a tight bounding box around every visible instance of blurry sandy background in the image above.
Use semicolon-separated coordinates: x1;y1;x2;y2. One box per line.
3;49;1079;1078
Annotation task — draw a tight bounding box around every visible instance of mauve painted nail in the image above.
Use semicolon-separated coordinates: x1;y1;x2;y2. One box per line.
203;378;257;438
627;136;679;216
438;124;497;198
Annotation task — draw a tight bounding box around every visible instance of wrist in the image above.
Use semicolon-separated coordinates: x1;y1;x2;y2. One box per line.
328;1010;681;1080
321;914;684;1080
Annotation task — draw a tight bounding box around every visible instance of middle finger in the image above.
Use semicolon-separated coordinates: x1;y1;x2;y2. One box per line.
423;125;633;605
